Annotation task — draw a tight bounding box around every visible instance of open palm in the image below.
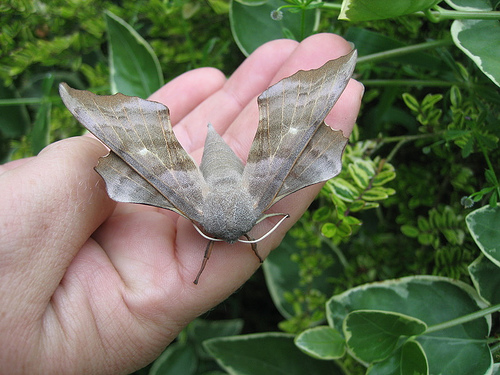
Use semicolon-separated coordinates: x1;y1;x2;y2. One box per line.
0;33;363;374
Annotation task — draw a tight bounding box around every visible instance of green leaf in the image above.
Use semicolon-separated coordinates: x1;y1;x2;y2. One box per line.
451;19;500;87
0;84;30;139
204;333;345;375
105;11;164;98
466;205;500;267
339;0;440;21
348;160;375;189
331;178;359;202
402;93;420;112
485;169;499;186
401;225;419;238
263;234;343;320
327;276;491;375
149;342;197;375
312;206;331;221
446;0;494;11
230;0;318;56
400;340;428;375
362;187;395;201
343;310;426;363
30;74;54;155
469;255;500;305
294;326;346;360
372;169;396;186
348;200;367;212
187;319;244;359
321;222;337;238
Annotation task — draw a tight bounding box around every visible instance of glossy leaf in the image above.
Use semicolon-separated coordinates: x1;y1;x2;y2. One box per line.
446;0;494;11
348;160;375;189
327;276;492;375
361;187;395;201
186;319;244;359
343;310;426;363
469;255;500;305
339;0;441;21
105;11;164;97
466;205;500;267
451;19;500;87
330;178;359;202
230;0;318;56
149;342;197;375
204;333;345;375
294;326;346;360
400;340;428;375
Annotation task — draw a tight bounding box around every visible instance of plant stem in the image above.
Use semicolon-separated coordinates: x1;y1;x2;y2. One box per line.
420;5;500;22
361;80;461;87
0;97;60;106
425;303;500;334
371;133;442;162
320;2;342;12
356;39;453;64
323;239;349;269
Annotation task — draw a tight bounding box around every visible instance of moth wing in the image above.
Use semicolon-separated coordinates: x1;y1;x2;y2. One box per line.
273;123;348;203
59;83;206;222
242;50;356;212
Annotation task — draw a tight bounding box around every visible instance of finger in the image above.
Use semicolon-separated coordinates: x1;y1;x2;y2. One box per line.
148;67;226;125
0;136;115;316
225;33;359;161
173;38;300;156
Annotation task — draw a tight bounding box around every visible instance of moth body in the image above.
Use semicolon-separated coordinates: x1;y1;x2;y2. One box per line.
199;124;260;243
58;49;357;283
201;189;259;243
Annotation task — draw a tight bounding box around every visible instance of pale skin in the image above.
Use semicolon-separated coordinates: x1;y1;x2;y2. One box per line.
0;34;363;374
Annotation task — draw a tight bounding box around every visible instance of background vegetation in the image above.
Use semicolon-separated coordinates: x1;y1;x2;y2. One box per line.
1;0;500;374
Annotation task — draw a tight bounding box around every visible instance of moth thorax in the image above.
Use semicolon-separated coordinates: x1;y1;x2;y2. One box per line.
201;190;259;243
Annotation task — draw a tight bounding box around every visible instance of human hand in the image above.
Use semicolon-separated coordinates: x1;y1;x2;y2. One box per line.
0;33;363;374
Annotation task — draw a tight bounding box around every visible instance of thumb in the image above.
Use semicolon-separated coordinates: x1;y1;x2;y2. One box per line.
0;136;115;316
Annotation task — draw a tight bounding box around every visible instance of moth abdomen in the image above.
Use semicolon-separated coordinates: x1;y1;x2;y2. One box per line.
201;189;259;243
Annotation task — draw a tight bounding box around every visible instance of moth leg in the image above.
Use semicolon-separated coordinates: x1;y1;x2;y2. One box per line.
194;240;215;285
243;234;263;263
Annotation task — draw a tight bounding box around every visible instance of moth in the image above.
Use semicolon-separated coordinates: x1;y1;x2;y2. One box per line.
59;49;357;284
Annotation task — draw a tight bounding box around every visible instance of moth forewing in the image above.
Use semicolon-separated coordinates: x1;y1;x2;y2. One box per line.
242;50;356;214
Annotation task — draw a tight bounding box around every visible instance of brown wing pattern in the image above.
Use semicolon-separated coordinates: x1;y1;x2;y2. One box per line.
59;83;206;222
242;50;356;212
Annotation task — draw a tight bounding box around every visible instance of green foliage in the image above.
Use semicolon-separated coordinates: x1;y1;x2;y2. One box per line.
327;276;495;375
401;205;465;249
146;318;244;375
294;326;346;360
0;0;237;161
204;332;345;374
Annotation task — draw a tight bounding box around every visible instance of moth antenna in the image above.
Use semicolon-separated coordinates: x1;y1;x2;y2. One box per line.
194;240;215;284
255;212;288;225
192;224;224;242
238;214;289;244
